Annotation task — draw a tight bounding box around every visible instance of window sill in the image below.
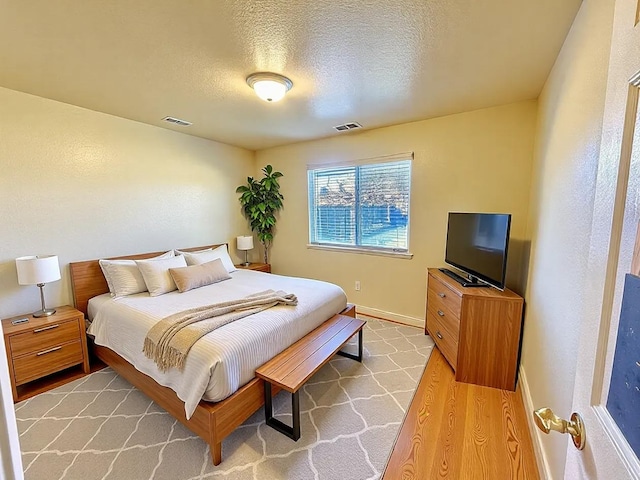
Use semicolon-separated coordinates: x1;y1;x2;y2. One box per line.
306;244;413;259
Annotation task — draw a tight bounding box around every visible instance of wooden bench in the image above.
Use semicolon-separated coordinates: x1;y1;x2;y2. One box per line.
255;313;366;440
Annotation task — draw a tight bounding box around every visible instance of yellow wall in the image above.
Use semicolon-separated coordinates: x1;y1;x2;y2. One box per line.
565;0;640;476
0;87;255;318
256;101;537;324
520;0;615;476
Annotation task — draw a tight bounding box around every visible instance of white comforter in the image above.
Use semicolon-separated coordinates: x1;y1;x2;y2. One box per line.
87;269;347;418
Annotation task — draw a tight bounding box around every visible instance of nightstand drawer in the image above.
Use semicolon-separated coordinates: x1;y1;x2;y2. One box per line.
252;264;271;273
9;319;81;358
13;340;83;386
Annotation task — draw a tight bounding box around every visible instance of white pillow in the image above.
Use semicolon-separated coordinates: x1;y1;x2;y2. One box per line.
99;250;174;298
174;247;212;256
135;255;188;297
180;245;237;273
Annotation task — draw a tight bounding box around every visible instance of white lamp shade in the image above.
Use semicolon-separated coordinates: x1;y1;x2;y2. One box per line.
16;255;61;285
236;236;254;251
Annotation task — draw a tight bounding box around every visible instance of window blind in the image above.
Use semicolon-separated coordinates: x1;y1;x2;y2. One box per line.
308;158;412;252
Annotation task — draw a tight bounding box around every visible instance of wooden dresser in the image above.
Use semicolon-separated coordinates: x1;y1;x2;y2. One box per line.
2;305;90;401
425;268;524;391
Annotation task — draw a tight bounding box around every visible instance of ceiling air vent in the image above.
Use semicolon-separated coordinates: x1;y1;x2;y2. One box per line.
162;116;192;126
333;122;362;132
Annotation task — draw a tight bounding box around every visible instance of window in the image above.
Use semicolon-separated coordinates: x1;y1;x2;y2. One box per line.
308;155;412;253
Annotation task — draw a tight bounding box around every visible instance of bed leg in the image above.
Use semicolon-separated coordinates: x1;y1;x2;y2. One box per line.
342;304;356;318
211;442;222;466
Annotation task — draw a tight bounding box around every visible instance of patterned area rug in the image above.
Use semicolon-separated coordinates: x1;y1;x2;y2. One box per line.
15;317;433;480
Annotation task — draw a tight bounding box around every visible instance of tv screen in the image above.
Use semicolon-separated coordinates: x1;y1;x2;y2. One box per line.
445;212;511;290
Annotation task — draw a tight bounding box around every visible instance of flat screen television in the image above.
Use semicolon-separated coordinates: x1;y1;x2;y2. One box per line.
444;212;511;290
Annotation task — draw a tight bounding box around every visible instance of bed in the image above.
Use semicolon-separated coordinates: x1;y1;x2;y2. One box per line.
69;244;353;465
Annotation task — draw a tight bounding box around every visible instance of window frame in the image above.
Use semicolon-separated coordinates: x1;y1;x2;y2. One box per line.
306;153;413;258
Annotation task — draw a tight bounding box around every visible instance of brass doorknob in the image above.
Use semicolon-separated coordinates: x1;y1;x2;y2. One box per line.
533;407;586;450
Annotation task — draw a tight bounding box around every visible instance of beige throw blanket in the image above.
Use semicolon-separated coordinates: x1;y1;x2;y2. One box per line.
143;290;298;372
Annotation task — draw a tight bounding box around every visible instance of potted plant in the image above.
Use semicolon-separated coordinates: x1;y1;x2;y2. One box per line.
236;165;284;264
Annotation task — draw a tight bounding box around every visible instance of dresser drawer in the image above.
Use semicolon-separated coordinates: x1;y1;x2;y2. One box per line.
427;310;458;368
13;340;83;385
427;299;460;339
428;274;462;315
9;319;81;358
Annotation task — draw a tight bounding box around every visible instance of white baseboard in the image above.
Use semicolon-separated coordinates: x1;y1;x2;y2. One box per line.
519;365;552;480
354;305;424;328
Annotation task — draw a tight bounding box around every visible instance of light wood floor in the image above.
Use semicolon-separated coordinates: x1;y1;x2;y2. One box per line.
383;348;540;479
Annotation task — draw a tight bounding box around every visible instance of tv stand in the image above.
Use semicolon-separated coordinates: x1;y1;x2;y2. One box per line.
426;268;524;391
438;268;486;288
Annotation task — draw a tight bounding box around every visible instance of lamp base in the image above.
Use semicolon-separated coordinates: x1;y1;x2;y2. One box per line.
33;308;56;318
241;250;251;267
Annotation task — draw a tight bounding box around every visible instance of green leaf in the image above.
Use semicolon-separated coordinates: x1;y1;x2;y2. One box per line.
236;165;284;249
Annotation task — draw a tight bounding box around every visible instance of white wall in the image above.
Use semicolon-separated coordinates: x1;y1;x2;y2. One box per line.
255;101;537;324
520;0;615;476
0;87;255;318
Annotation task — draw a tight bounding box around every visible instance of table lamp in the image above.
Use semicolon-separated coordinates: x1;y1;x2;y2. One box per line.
15;255;61;317
236;236;254;266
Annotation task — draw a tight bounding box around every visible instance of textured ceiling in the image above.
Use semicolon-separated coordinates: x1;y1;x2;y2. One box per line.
0;0;581;150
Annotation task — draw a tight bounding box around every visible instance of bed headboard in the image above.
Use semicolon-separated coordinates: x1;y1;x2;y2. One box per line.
69;244;225;317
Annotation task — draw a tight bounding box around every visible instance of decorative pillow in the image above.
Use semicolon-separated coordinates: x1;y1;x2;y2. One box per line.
180;244;237;273
99;250;174;298
135;255;188;297
169;259;231;293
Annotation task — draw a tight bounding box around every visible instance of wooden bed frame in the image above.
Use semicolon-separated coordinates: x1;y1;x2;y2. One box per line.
69;245;355;465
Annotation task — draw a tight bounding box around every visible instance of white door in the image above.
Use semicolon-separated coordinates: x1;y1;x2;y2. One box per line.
564;1;640;475
0;330;23;480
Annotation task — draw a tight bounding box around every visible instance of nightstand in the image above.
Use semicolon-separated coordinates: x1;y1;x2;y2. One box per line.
235;263;271;273
2;305;90;402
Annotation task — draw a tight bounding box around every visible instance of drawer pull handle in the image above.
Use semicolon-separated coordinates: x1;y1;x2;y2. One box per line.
436;331;443;340
36;346;62;356
437;310;444;316
33;324;59;333
438;293;446;298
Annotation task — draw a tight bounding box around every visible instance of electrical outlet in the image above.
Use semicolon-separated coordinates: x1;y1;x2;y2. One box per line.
355;280;361;291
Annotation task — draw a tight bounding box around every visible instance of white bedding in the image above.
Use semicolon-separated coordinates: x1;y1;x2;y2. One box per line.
87;269;347;418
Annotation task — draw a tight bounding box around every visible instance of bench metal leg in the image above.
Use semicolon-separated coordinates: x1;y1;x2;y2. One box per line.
337;328;363;362
264;382;300;441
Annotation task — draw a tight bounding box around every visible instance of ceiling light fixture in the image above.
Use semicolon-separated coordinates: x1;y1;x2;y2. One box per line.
246;72;293;102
